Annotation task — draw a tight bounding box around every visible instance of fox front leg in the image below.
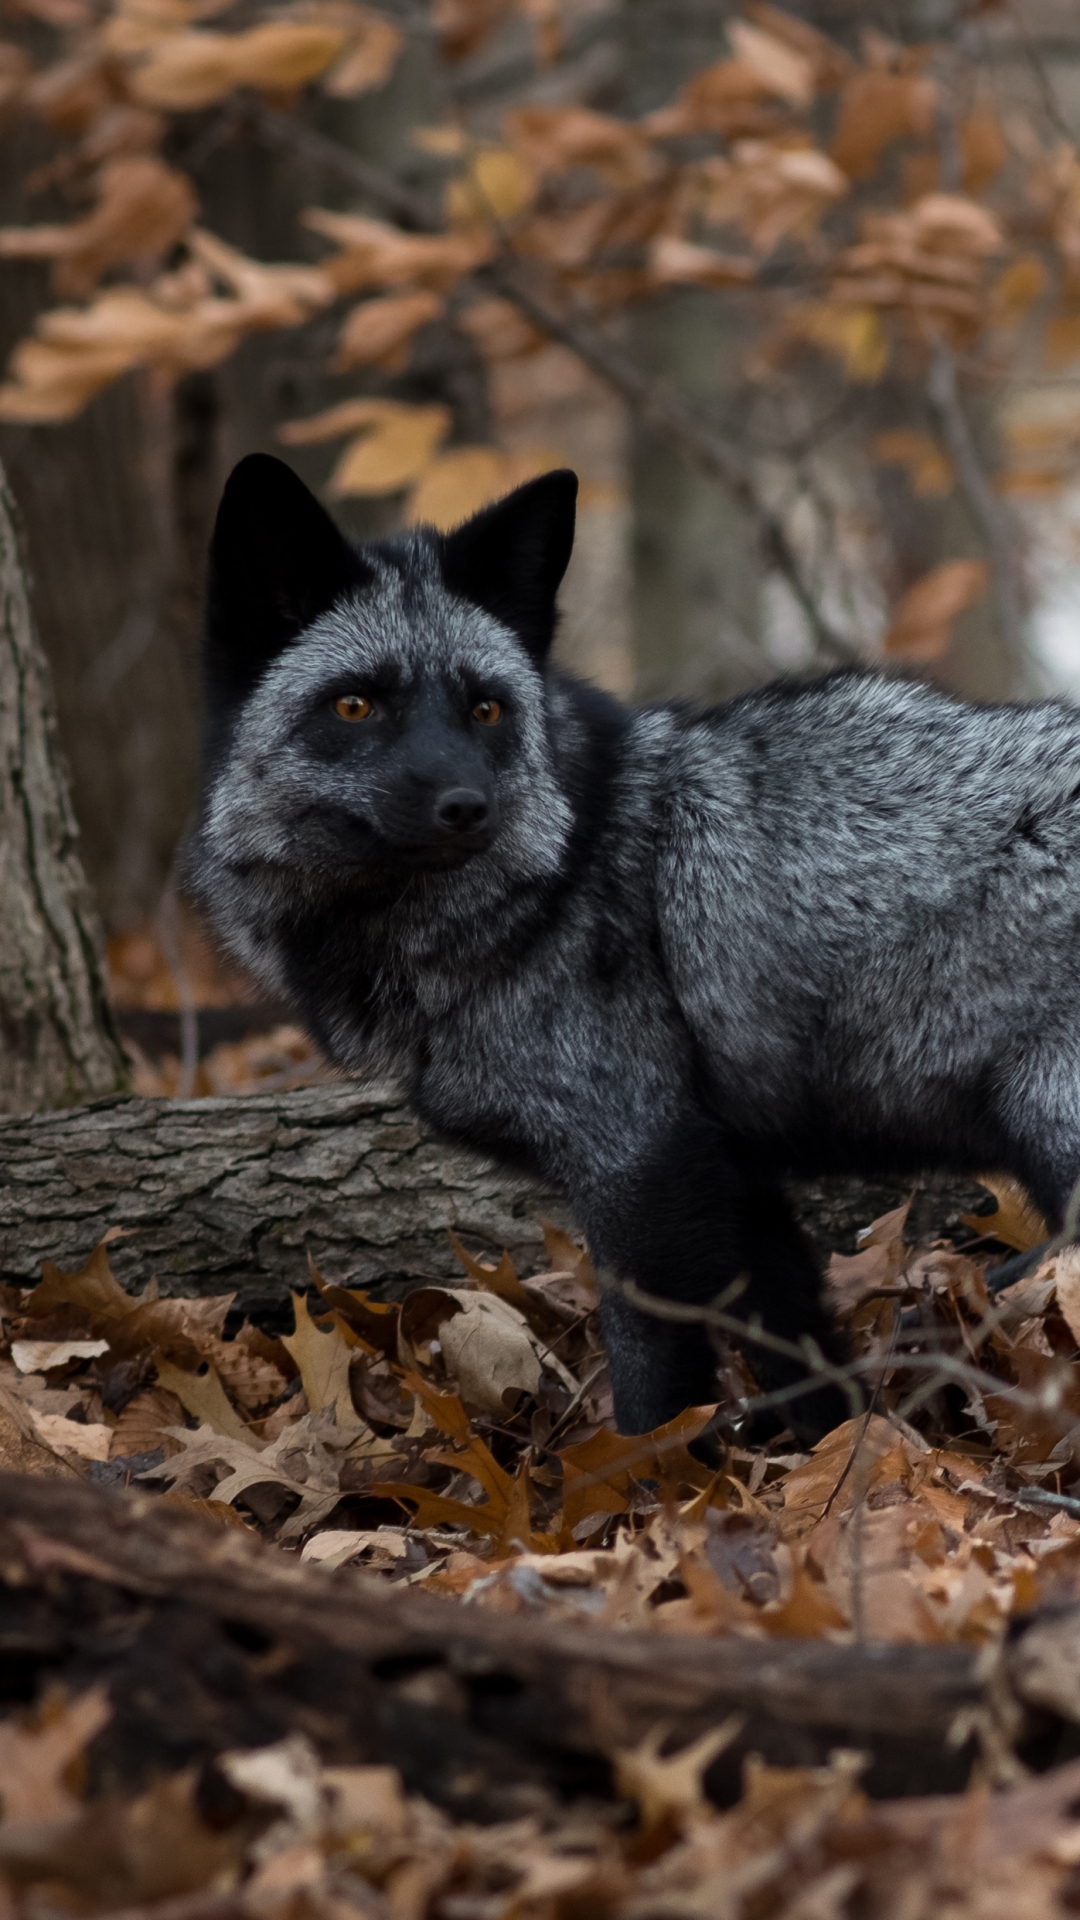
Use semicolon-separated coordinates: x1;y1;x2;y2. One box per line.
581;1116;849;1442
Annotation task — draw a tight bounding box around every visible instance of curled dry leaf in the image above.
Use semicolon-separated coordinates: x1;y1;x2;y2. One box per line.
504;104;655;187
329;403;452;497
0;1687;112;1824
320;6;401;97
407;444;565;529
28;1412;111;1460
332;289;443;371
128;22;348;108
647;234;755;289
726;18;815;109
882;559;989;663
962;1175;1051;1253
0;156;197;297
696;140;848;254
302;206;494;293
398;1285;575;1414
12;1338;109;1371
830;68;936;181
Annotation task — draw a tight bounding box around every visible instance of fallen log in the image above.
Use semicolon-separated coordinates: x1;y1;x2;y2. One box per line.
0;1471;1000;1811
0;1082;571;1322
0;1086;990;1319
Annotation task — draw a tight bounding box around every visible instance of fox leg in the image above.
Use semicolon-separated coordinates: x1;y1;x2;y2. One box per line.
582;1116;848;1442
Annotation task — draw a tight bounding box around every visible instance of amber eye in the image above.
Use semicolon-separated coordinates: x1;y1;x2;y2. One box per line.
334;694;373;722
472;698;502;725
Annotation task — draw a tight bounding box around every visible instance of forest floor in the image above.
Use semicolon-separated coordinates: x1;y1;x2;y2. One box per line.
2;1142;1080;1918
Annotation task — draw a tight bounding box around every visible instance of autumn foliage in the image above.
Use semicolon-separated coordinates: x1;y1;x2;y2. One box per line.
0;0;1078;658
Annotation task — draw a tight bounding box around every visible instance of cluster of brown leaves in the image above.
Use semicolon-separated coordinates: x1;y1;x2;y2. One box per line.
10;1186;1080;1914
107;918;330;1096
5;1186;1080;1642
10;1692;1080;1920
2;2;1080;610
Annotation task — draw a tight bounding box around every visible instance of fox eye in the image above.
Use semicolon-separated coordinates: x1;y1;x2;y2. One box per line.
472;699;502;725
334;694;373;722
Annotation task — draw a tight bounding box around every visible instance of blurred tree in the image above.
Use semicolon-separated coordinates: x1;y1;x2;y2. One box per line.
0;458;126;1110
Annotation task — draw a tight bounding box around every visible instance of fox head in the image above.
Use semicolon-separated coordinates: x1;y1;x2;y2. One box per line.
197;453;579;898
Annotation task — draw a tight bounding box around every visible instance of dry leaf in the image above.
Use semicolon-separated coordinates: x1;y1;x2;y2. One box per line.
300;1526;408;1567
12;1338;109;1372
406;444;562;529
445;145;536;227
281;1292;357;1427
333;289;442;371
873;428;954;496
504;104;654;187
331;404;451;497
614;1718;744;1833
28;1413;111;1461
302;206;493;293
0;1687;111;1824
155;1356;253;1443
130;23;347;109
962;1175;1050;1252
830;69;936;181
0;157;196;297
648;235;755;288
786;302;888;380
882;559;989;662
727;19;814;108
398;1285;574;1413
321;7;401;96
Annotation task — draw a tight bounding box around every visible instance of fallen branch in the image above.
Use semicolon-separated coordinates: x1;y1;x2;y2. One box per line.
0;1082;989;1315
0;1470;1005;1810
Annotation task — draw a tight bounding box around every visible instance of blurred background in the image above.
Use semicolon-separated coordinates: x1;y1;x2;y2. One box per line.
2;0;1080;1098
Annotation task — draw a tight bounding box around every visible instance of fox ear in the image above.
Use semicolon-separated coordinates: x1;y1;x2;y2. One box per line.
206;454;370;705
438;469;577;661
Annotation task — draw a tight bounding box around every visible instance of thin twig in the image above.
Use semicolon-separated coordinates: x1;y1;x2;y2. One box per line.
926;343;1027;671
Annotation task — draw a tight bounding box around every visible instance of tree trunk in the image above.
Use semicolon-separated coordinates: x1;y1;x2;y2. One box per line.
0;463;127;1114
0;1470;1002;1810
0;1081;989;1318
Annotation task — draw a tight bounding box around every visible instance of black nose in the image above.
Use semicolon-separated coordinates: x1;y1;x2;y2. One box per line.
434;788;489;834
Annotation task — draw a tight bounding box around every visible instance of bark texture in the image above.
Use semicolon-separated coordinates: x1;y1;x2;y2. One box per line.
0;464;127;1115
0;1470;1010;1809
0;1081;990;1318
0;1080;572;1316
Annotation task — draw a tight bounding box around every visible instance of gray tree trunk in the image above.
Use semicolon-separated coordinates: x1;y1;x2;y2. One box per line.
0;463;127;1112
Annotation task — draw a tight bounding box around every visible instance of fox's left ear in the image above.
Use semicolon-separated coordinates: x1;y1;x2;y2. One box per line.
438;469;577;662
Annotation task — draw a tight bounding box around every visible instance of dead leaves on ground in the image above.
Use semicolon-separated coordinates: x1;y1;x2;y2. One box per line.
4;1690;1080;1920
9;1193;1080;1913
6;1184;1080;1653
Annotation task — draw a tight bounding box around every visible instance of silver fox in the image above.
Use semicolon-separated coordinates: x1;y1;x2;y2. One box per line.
192;453;1080;1438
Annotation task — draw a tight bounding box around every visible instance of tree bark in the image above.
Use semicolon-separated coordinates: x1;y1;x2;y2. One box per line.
0;464;127;1114
0;1081;990;1318
0;1470;997;1810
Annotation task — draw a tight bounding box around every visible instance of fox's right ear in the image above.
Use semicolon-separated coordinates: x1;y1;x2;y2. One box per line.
205;454;370;705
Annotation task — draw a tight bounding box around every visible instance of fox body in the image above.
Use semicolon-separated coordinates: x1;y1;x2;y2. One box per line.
193;454;1080;1437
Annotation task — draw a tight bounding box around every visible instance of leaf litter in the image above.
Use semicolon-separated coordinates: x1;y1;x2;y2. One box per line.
7;1187;1080;1913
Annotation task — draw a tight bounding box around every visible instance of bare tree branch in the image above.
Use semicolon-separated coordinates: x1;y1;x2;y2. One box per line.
927;345;1028;675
